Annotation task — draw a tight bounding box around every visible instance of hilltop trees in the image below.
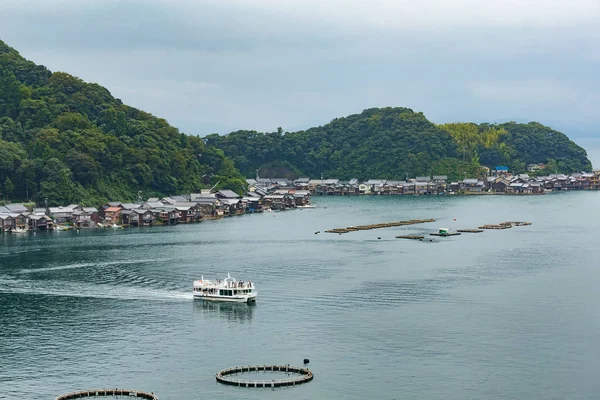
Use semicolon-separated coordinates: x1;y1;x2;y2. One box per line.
0;40;245;205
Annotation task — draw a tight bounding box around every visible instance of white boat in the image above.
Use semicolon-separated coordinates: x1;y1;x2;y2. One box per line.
193;273;257;303
111;223;121;229
55;225;68;231
297;204;316;209
12;227;28;234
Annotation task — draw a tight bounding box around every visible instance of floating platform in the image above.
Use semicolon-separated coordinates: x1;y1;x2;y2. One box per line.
396;235;424;240
479;224;511;229
216;365;314;388
456;229;484;233
326;219;435;234
55;389;158;399
500;221;532;226
430;232;461;236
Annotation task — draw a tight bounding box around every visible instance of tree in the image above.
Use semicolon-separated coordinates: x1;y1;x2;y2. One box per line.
3;177;14;199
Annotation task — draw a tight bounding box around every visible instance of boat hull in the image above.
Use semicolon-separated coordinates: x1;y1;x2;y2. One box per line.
193;294;257;303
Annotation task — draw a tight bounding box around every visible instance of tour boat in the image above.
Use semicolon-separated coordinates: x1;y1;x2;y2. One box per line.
297;204;316;209
193;273;257;303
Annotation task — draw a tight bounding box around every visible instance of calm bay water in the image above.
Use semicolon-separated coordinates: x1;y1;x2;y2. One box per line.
1;193;600;400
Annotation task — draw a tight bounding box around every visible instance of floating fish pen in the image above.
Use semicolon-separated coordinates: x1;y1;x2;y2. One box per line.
456;229;484;233
500;221;532;226
479;224;511;230
430;232;461;236
396;235;425;240
216;365;314;388
326;219;435;234
55;389;158;399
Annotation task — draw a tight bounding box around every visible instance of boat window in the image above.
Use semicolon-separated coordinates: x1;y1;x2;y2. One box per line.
219;289;224;296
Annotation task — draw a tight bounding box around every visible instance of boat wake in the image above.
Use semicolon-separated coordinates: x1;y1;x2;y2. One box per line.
0;278;192;302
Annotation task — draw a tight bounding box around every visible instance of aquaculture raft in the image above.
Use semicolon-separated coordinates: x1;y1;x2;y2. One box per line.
216;365;314;388
396;235;424;240
456;229;484;233
326;219;434;234
55;389;158;399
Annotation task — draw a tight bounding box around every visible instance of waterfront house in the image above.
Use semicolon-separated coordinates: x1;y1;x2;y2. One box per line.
72;207;99;228
358;183;371;195
590;172;600;190
0;214;15;232
462;179;485;192
13;213;28;229
432;176;448;192
28;215;52;230
402;182;416;195
121;209;155;226
491;177;510;193
103;206;123;224
49;205;82;223
365;179;386;194
173;202;203;222
242;197;263;213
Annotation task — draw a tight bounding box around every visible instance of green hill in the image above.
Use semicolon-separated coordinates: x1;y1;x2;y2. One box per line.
0;40;245;206
206;108;592;181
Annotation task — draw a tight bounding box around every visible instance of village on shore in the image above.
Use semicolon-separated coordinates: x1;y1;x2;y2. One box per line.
1;166;599;233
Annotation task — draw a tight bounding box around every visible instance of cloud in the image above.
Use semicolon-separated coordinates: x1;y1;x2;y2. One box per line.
0;0;598;137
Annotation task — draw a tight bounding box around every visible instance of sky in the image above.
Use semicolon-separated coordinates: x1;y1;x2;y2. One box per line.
0;0;599;147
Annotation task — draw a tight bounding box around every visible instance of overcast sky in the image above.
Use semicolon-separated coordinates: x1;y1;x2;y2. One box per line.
1;0;599;142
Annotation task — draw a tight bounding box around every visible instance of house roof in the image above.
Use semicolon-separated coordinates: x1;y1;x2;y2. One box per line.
0;206;10;213
105;206;122;212
4;204;28;213
171;195;190;202
294;177;310;183
246;179;257;185
366;179;386;185
415;176;430;182
143;201;165;209
82;207;98;213
464;178;479;184
216;189;241;199
49;205;78;213
120;203;140;210
432;175;448;180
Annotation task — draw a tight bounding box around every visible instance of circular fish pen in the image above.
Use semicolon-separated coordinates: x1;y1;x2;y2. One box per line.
55;389;158;399
216;365;314;388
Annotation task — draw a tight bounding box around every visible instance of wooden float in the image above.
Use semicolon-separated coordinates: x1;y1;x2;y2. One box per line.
456;229;484;233
326;219;435;234
396;235;424;240
430;232;461;236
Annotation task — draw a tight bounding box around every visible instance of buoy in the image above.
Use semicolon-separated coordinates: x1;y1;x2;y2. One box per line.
303;358;309;364
454;218;456;221
377;237;381;240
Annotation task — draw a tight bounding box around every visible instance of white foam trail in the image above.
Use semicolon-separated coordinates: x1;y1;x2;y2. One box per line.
18;259;164;274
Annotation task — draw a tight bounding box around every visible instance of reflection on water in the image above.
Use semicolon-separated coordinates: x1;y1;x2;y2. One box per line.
193;300;255;323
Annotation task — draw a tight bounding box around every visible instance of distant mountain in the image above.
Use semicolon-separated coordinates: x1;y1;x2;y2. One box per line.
0;40;245;205
206;108;592;181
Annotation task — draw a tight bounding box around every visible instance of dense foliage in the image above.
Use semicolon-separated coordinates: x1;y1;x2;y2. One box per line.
207;108;592;180
207;108;461;180
0;40;245;205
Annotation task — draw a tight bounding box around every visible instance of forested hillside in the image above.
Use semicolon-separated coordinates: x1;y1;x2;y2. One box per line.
207;108;592;180
0;40;245;205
